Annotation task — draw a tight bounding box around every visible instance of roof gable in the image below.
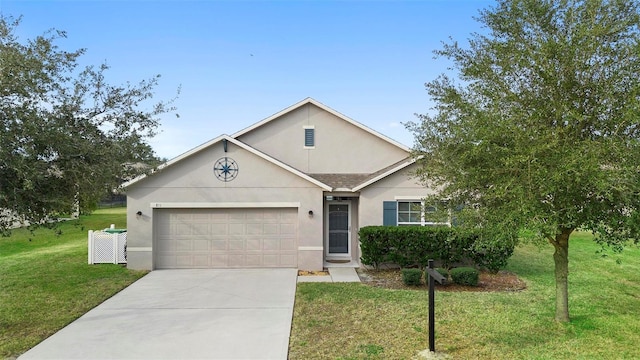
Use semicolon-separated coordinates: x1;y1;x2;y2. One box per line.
124;98;418;191
123;135;332;190
232;97;410;152
352;156;421;191
233;98;410;174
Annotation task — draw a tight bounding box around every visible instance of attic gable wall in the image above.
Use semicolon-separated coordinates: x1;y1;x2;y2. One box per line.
126;141;318;190
236;103;409;174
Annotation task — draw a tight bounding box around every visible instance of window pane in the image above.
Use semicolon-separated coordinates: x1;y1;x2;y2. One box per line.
398;201;423;224
409;212;421;222
329;233;348;253
329;205;348;230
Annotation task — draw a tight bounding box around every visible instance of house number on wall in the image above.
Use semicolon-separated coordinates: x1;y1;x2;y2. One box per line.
213;157;239;182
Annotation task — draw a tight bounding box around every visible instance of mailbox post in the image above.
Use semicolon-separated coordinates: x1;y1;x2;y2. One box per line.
425;259;446;353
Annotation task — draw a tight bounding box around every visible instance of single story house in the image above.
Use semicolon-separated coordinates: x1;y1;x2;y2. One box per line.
123;98;437;270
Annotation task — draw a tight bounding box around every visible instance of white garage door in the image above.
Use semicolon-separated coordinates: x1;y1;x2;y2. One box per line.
155;208;298;269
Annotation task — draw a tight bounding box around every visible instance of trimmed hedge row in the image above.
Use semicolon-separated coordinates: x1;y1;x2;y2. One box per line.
359;226;514;272
401;268;423;286
450;267;479;286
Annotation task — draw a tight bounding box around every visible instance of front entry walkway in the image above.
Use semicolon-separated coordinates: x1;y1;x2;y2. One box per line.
19;269;298;360
297;267;361;283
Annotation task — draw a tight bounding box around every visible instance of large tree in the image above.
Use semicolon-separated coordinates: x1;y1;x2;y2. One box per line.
0;16;176;232
409;0;640;322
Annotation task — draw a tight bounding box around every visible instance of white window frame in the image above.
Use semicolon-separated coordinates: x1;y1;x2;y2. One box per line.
303;126;315;149
396;200;451;227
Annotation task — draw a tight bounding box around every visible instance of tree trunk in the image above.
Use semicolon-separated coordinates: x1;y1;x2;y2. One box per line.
551;228;572;322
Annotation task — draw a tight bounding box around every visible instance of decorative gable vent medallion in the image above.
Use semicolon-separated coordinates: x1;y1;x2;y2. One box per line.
213;157;239;182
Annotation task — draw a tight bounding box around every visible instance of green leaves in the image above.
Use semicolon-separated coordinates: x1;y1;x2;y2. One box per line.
409;0;640;321
410;0;640;244
0;16;177;231
358;226;515;272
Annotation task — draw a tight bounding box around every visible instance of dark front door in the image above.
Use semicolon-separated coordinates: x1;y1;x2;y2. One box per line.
327;202;350;256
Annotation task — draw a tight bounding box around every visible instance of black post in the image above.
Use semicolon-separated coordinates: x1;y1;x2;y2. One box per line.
428;259;435;352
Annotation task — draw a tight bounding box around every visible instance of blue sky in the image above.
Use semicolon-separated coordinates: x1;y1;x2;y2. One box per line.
1;0;494;159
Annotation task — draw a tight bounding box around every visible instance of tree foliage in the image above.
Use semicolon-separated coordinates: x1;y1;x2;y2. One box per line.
408;0;640;322
0;16;176;232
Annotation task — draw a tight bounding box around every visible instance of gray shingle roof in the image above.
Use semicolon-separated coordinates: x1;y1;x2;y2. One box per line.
307;157;414;190
305;174;371;189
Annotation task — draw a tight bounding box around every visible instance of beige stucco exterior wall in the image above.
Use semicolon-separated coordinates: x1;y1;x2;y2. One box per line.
356;165;434;266
126;141;325;270
236;103;409;174
358;164;435;228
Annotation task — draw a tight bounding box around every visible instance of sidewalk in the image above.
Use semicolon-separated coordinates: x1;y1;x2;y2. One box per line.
297;267;361;283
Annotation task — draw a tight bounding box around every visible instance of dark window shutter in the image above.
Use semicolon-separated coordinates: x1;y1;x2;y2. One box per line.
304;128;314;147
383;201;397;226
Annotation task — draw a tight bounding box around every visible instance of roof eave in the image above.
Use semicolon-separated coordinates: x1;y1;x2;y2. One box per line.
122;134;230;188
232;98;314;138
232;97;411;152
352;156;422;191
123;135;333;191
236;140;333;191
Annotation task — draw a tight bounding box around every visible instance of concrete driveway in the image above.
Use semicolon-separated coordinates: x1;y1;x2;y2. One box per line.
19;269;298;360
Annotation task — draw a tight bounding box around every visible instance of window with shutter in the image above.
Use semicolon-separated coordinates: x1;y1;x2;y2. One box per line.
386;200;452;227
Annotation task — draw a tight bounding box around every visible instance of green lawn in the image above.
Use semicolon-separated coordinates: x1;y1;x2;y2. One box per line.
3;215;639;359
0;208;147;359
290;232;640;359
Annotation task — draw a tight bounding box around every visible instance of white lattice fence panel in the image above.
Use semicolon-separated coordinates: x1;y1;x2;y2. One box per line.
88;231;127;264
117;232;127;263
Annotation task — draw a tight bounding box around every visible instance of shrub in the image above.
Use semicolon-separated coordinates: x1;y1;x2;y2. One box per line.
435;267;449;282
401;268;423;286
359;226;475;269
450;267;479;286
469;233;517;273
359;226;515;272
359;226;391;268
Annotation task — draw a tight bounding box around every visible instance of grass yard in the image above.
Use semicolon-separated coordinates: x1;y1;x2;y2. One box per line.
290;232;640;359
0;208;147;359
